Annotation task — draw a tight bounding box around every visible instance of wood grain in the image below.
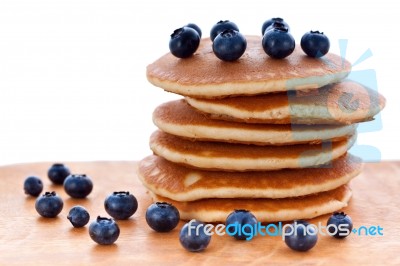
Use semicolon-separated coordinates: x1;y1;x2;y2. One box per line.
0;161;399;265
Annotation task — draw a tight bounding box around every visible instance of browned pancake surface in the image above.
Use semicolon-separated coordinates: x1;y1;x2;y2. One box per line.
154;99;302;130
139;154;361;198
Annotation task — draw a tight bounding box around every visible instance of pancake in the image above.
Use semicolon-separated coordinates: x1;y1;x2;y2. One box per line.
147;36;351;98
149;130;356;171
138;154;362;201
153;99;357;145
149;185;352;222
186;80;386;124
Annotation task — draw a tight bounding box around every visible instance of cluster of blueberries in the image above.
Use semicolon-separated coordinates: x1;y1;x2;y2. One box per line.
169;18;330;61
23;164;179;245
24;164;353;252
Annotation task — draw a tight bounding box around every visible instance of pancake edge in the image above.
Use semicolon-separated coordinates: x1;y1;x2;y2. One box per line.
149;185;353;223
149;132;357;171
153;109;357;145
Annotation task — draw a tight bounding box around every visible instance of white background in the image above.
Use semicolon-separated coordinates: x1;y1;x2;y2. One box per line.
0;0;398;166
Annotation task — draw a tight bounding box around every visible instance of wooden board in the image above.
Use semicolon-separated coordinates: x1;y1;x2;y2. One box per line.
0;160;399;265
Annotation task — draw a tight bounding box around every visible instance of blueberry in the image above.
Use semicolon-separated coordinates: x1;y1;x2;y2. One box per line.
179;220;211;252
63;174;93;198
185;23;202;38
145;202;180;232
301;31;330;58
35;191;64;218
89;216;120;245
169;27;200;58
23;176;43;197
212;30;247;61
284;220;318;251
104;191;138;220
47;163;71;185
261;17;290;35
67;205;90;228
327;212;353;238
225;209;258;240
210;20;239;42
262;27;295;59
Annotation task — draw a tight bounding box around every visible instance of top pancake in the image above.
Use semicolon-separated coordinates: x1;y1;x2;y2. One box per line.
147;36;351;98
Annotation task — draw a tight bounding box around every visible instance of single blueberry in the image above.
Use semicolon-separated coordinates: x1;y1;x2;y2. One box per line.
89;216;120;245
24;176;43;197
67;205;90;228
35;191;64;218
261;17;290;35
185;23;202;38
225;209;258;240
327;212;353;238
284;220;318;251
179;220;211;252
262;27;295;59
301;31;330;58
169;27;200;58
145;202;180;232
210;20;239;42
212;29;247;61
104;191;138;220
63;174;93;198
47;163;71;185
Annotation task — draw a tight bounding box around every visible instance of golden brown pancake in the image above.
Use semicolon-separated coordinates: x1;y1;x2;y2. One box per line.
149;130;356;171
150;185;352;222
186;80;386;124
138;154;362;201
153;99;357;145
147;36;351;98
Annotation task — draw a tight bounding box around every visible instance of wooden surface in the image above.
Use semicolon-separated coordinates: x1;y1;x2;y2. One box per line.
0;160;399;265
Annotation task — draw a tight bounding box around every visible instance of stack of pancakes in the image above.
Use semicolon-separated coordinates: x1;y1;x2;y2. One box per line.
139;36;385;222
